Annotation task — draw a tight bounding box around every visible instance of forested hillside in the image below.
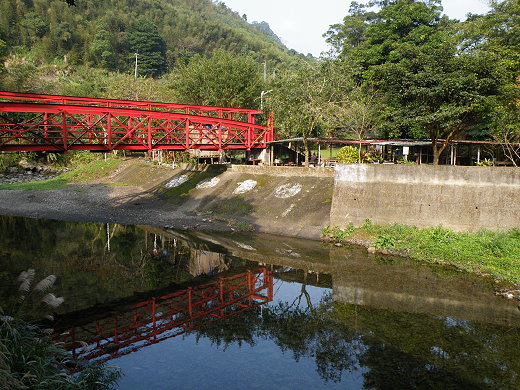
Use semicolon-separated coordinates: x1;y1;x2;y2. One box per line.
0;0;293;76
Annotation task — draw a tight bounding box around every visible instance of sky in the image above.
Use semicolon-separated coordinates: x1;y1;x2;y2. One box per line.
221;0;492;57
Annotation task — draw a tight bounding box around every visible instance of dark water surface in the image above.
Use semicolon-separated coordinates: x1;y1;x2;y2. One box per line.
1;215;519;389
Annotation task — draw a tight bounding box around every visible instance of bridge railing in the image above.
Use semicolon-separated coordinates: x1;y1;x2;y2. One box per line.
0;102;275;152
0;91;263;124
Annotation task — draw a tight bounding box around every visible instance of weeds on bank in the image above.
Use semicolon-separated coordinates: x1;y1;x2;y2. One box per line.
322;221;520;284
1;269;121;389
0;158;122;190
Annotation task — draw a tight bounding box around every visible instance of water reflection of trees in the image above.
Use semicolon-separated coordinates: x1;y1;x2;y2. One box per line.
194;290;520;389
0;217;233;314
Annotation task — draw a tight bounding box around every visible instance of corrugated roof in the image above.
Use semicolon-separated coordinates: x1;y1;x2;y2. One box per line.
268;138;519;146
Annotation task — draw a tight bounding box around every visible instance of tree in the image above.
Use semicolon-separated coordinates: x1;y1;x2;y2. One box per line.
266;59;380;165
327;0;502;164
326;79;379;162
265;61;336;165
171;50;263;108
462;0;520;165
0;38;6;80
20;12;48;45
89;23;116;70
127;18;167;77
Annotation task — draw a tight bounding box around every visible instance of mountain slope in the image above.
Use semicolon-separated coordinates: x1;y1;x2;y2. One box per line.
0;0;294;75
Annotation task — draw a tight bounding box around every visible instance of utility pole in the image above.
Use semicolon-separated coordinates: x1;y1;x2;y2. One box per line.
134;52;138;78
263;60;267;82
260;90;272;110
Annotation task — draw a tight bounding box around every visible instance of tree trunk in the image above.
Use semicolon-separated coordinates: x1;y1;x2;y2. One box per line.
358;140;362;163
433;146;441;165
432;140;450;165
302;136;310;166
431;126;460;165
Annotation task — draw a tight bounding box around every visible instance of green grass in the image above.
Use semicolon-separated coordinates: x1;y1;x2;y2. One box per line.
0;158;122;190
323;222;520;284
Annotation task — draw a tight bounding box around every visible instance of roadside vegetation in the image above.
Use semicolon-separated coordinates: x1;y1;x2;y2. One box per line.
0;157;122;190
322;222;520;284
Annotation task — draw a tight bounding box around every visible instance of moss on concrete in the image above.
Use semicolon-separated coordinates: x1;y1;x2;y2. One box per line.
202;197;255;217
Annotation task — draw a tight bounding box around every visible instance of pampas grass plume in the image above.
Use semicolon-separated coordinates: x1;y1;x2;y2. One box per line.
41;293;65;309
34;275;57;292
17;269;35;294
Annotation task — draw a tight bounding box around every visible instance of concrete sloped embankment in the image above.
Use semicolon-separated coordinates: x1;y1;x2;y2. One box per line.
154;164;334;239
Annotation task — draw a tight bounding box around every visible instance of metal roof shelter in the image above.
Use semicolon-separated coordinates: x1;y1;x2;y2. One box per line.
267;138;519;166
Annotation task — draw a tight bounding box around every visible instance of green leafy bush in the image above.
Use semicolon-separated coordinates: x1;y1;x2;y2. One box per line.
0;318;121;390
321;225;354;242
0;153;21;171
336;146;382;164
336;146;359;164
374;234;397;249
0;270;121;389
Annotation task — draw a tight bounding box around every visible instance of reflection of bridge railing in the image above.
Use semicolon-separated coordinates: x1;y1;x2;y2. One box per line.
54;268;273;363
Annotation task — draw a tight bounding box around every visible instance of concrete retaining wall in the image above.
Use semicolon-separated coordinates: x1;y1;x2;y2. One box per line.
330;164;520;231
134;162;519;235
228;165;333;178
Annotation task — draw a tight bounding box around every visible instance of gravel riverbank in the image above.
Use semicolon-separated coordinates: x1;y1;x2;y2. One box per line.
0;161;234;233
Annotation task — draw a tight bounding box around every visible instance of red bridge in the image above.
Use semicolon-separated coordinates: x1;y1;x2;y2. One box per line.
54;268;273;364
0;91;274;152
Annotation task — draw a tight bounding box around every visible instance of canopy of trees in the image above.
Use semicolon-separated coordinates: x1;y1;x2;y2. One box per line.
322;0;518;164
172;50;263;108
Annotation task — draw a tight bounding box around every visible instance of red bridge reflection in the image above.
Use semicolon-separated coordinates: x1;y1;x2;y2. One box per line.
54;268;273;363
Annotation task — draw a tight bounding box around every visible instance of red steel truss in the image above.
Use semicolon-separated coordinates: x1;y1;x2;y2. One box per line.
0;91;263;122
54;268;273;364
0;92;275;152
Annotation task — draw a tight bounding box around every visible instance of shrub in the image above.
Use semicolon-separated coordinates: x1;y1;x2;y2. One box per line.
321;225;354;242
336;146;382;164
0;318;121;390
336;146;359;163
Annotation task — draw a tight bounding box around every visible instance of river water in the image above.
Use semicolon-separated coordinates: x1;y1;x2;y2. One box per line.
1;215;519;389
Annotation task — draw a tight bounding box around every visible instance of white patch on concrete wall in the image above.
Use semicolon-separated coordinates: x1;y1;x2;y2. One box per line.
335;164;368;183
196;177;220;189
233;241;256;251
281;203;296;217
233;180;257;194
274;183;302;198
165;175;189;188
